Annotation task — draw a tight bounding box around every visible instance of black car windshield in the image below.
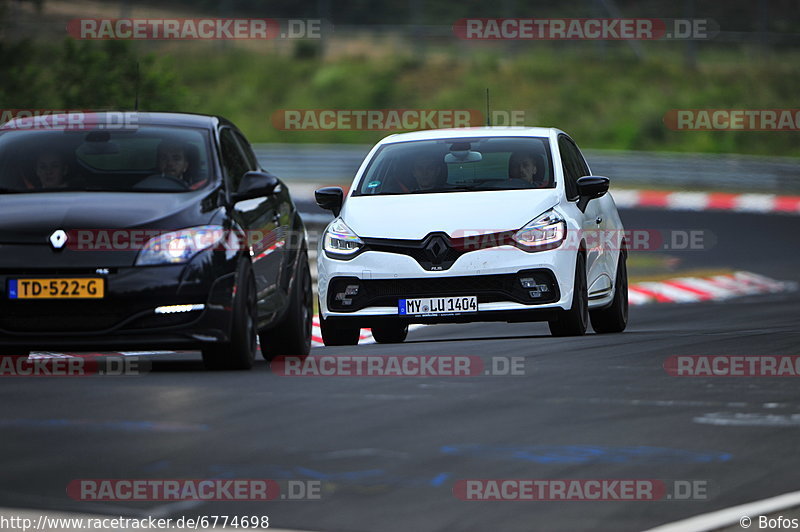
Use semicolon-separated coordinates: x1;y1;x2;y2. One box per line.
0;126;213;193
354;137;555;196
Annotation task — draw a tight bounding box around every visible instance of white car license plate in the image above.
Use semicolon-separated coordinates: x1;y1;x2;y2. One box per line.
398;296;478;316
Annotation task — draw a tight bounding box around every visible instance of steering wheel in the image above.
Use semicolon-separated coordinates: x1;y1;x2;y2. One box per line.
161;174;190;190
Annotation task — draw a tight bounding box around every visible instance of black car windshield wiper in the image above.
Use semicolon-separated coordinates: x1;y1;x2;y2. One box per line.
0;187;20;194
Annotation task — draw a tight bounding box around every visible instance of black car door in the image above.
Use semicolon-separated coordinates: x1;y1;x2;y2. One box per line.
218;126;282;315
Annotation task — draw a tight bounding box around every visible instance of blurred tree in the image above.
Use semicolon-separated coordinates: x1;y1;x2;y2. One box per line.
0;38;187;112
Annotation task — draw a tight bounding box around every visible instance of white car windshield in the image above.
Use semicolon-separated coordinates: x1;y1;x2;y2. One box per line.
354;137;555;196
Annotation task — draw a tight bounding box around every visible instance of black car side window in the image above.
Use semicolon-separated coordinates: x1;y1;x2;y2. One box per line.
220;128;250;192
558;136;580;200
233;131;259;171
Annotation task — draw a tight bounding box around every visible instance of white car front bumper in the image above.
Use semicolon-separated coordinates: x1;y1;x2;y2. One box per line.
317;243;580;322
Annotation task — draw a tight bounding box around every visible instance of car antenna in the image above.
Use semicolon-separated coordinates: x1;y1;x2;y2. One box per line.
485;88;491;126
134;61;140;111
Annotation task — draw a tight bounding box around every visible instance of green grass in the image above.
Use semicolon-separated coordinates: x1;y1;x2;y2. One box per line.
4;35;799;157
156;44;800;156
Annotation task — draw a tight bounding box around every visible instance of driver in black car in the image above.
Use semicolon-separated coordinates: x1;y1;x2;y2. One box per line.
137;140;206;190
157;140;190;181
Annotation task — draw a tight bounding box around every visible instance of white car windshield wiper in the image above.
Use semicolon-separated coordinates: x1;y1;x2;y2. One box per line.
411;185;509;193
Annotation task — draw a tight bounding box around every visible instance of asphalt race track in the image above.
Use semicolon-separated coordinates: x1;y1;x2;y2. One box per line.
2;207;799;532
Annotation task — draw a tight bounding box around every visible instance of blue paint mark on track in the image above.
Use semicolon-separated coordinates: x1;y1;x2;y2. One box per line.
439;444;732;464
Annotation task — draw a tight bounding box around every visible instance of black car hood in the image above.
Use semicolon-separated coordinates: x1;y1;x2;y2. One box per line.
0;191;219;242
0;191;222;269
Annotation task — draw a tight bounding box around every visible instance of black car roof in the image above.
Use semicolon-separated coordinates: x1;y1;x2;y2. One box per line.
0;111;232;130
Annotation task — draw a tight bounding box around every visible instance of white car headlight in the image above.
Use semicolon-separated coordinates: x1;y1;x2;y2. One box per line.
324;218;363;257
512;209;566;251
135;225;226;266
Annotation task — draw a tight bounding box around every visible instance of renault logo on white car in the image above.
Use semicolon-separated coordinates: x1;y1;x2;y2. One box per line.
49;229;68;250
425;236;448;263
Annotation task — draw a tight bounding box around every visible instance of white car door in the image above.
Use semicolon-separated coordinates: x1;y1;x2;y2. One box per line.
557;135;610;297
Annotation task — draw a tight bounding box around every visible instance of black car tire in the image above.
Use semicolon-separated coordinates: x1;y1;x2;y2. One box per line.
319;308;361;346
548;253;589;337
590;250;629;334
0;349;29;360
259;250;313;361
202;260;257;370
371;323;409;344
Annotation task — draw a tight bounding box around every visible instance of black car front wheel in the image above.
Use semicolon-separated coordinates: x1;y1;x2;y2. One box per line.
0;349;29;361
202;260;257;370
259;250;313;361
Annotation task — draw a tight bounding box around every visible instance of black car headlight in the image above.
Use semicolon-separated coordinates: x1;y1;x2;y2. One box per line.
135;225;225;266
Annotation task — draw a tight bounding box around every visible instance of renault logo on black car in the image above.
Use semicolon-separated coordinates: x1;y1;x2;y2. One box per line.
49;229;67;249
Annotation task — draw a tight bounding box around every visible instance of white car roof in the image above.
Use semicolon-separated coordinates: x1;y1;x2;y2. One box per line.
377;127;564;145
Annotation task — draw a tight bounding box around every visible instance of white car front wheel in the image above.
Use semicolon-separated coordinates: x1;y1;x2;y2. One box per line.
548;253;588;337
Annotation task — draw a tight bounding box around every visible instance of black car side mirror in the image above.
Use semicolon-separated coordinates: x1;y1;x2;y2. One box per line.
315;187;344;217
231;171;280;203
576;176;610;212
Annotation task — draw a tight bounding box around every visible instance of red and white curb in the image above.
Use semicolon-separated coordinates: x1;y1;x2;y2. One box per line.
613;189;800;215
307;271;795;347
310;318;426;347
25;271;794;357
628;270;795;306
290;182;800;216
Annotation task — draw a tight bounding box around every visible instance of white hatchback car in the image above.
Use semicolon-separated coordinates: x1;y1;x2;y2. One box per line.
315;127;628;345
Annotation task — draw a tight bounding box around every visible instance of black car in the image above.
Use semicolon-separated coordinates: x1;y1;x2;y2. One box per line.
0;112;312;370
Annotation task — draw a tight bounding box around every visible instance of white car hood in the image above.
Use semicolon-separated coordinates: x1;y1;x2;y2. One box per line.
341;189;560;240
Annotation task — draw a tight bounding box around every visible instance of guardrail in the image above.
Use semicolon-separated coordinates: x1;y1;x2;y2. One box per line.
254;143;800;193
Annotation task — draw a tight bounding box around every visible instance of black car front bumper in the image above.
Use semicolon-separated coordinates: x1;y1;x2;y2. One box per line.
0;262;237;351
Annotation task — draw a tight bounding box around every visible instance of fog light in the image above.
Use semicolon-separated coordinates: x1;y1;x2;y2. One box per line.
344;285;359;296
520;277;538;288
526;282;550;299
154;304;205;314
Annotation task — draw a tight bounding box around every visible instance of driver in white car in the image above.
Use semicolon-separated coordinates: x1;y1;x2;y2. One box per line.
411;154;446;191
509;151;548;188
